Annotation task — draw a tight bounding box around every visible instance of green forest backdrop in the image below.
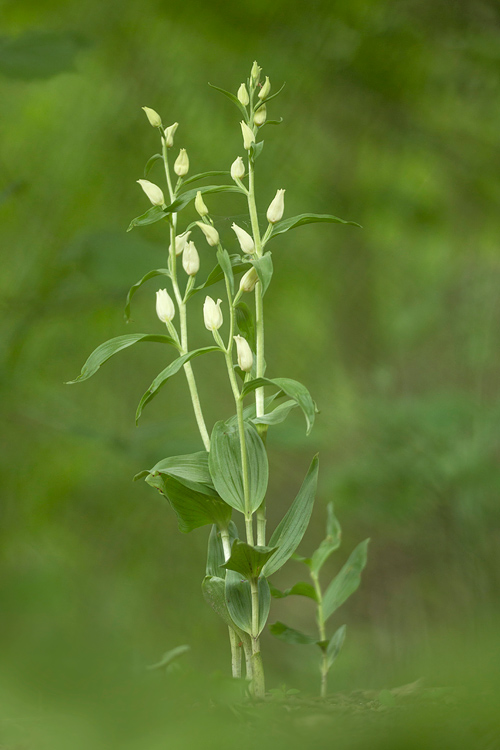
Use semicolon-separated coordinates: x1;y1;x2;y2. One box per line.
1;0;500;747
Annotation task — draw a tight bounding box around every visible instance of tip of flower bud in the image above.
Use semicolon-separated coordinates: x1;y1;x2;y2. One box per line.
164;122;179;148
142;106;162;128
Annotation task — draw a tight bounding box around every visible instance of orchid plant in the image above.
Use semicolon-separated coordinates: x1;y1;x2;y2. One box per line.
68;61;367;699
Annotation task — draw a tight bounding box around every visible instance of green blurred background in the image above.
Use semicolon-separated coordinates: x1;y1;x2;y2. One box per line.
1;0;500;747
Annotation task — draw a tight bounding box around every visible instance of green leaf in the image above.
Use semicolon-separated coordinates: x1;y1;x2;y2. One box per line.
66;333;179;384
269;622;317;646
216;247;234;295
259;81;286;104
147;644;190;671
250;141;264;160
144;153;163;178
202;576;250;645
323;539;370;622
235;302;256;351
127;205;168;232
165;184;243;214
253;400;298;426
189;254;249;299
225;571;270;636
206;521;239;577
310;502;342;576
221;540;277;580
270;213;361;239
262;118;283;127
241;377;316;435
136;346;221;422
182;170;230;187
147;474;231;533
269;582;318;602
124;268;171;321
263;455;319;577
325;624;346;671
135;451;215;494
209;419;268;514
208;82;248;118
250;253;273;295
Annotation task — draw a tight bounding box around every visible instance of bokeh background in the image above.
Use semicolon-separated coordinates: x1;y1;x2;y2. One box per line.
1;0;500;747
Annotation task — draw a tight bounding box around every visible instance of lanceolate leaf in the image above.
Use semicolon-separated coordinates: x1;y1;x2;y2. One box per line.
253;399;297;426
143;153;163;178
135;346;221;423
323;539;370;622
127;205;168;232
310;502;342;576
189;255;249;299
241;377;316;435
147;474;231;533
208;82;248;118
269;621;317;646
216;247;234;295
124;268;171;322
181;170;230;186
263;455;319;577
66;334;179;384
202;575;249;644
147;644;190;671
269;213;361;239
165;184;243;214
209;419;268;514
221;540;277;580
269;581;318;602
135;451;214;494
206;521;239;577
251;141;264;161
250;253;273;296
225;570;270;636
326;624;346;671
259;81;286;104
235;302;256;351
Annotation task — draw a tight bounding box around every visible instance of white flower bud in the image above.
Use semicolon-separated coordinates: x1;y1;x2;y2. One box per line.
174;148;189;176
196;221;219;247
240;121;255;150
170;230;191;256
203;296;223;331
266;188;285;223
239;267;259;293
254;104;267;127
156;288;175;323
231;223;255;254
164;122;178;148
137;179;165;206
234;335;253;372
251;61;261;82
237;83;249;106
258;76;271;100
142;106;162;128
195;191;209;217
182;241;200;276
231;156;246;181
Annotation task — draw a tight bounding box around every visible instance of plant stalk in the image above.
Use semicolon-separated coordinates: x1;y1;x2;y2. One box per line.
312;572;329;699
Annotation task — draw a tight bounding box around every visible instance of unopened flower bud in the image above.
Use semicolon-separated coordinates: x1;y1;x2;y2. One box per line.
142;106;162;128
240;121;255;150
156;288;175;323
174;148;189;176
239;267;259;293
182;241;200;276
258;76;271;100
196;221;219;247
231;223;255;254
164;122;178;148
170;230;191;256
231;156;246;181
203;296;223;331
234;335;253;372
254;104;267;127
237;83;249;106
266;188;285;223
195;191;209;217
137;179;165;206
251;61;261;82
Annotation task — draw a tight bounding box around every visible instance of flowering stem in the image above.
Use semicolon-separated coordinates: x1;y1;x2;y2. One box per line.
220;527;242;679
311;571;328;699
162;142;210;452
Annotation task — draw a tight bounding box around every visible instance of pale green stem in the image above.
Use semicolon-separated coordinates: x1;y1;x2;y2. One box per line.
162;143;210;452
221;527;242;679
312;572;328;699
